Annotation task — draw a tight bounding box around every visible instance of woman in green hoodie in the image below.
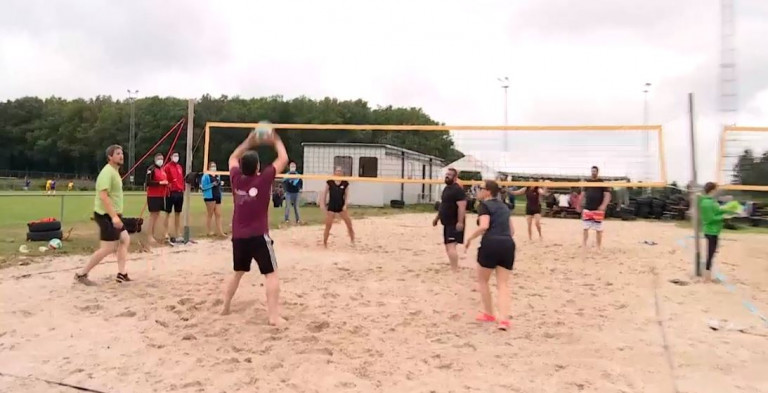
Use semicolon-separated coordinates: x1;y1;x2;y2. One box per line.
699;182;725;280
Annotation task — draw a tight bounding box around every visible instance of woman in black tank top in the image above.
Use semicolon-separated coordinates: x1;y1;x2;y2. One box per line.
464;180;516;331
321;166;355;247
511;178;548;241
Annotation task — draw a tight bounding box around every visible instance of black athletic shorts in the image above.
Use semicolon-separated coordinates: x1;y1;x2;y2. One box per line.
147;196;165;213
477;236;516;270
165;191;184;213
443;224;465;244
204;194;222;204
94;212;126;242
525;205;542;216
232;235;277;275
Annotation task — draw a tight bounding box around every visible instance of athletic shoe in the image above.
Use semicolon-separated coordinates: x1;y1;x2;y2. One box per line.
116;273;132;283
74;273;97;286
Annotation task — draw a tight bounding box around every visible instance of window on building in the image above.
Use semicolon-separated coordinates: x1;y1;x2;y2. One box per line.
333;156;353;176
359;157;378;178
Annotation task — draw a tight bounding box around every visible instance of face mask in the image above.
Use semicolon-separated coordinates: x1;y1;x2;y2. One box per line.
289;166;296;172
210;166;216;172
155;159;163;166
172;156;179;163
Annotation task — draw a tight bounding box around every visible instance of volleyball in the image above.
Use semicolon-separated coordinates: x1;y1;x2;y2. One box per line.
252;121;274;140
48;238;63;250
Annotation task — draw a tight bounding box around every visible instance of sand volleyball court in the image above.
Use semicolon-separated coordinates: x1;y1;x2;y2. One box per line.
1;214;767;393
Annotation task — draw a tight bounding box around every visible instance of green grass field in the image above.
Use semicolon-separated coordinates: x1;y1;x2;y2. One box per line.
0;191;434;266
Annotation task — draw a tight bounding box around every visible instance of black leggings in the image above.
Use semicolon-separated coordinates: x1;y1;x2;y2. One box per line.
705;234;719;271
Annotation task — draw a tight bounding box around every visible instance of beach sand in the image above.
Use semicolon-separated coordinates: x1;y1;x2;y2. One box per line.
1;214;767;393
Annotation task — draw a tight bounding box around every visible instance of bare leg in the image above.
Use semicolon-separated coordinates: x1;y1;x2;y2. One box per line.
221;271;245;315
496;266;511;322
265;272;285;325
148;212;160;243
205;202;215;235
534;214;542;239
323;212;334;248
174;212;181;239
163;213;171;239
78;241;117;276
582;228;589;248
526;215;533;240
477;266;494;315
596;229;603;250
339;210;355;244
445;243;459;273
116;230;130;275
214;204;225;236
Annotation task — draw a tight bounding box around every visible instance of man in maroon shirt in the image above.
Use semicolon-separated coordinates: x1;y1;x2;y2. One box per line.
163;151;185;243
145;153;169;245
221;130;288;326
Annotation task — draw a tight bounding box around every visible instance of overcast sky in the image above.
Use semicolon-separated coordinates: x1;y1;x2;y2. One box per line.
1;0;767;183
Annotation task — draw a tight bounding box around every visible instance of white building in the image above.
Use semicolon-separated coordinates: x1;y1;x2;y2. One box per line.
302;143;445;207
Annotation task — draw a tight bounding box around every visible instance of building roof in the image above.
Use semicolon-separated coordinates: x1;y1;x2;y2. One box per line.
302;142;445;163
444;153;632;180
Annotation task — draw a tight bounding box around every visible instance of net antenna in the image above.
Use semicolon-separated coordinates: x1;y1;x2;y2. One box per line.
204;122;667;189
717;126;768;192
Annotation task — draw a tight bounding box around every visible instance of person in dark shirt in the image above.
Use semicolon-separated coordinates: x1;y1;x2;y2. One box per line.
221;130;288;326
511;178;548;241
321;166;355;248
283;161;303;224
464;180;516;331
577;166;612;250
432;168;467;272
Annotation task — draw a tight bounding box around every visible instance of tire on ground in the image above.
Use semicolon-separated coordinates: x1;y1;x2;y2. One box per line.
27;221;62;232
26;229;63;242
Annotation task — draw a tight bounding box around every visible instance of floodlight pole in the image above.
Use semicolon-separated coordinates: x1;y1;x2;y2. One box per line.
127;89;139;185
643;82;651;195
498;77;510;152
183;99;195;243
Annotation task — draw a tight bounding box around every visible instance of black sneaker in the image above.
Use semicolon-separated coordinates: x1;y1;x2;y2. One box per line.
116;273;132;283
74;273;97;286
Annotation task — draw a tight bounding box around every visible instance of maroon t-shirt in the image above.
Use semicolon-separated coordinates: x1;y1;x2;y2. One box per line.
230;164;276;239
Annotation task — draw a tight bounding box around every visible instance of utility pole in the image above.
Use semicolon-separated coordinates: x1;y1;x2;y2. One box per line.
127;89;139;185
643;82;652;194
498;76;510;151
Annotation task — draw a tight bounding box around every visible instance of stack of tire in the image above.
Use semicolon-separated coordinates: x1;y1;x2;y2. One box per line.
27;220;63;242
635;197;652;219
651;198;666;219
606;202;619;218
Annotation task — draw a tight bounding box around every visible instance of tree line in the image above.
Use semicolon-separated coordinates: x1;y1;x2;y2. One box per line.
732;149;768;186
0;95;463;180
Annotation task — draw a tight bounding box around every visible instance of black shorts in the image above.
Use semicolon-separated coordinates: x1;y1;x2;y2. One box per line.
232;235;277;275
327;202;344;213
147;196;166;213
165;191;184;213
477;237;516;270
204;194;222;204
525;205;542;216
443;225;465;244
94;212;126;242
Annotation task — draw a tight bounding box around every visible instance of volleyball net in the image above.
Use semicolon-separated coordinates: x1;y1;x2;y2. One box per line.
717;126;768;192
204;122;667;190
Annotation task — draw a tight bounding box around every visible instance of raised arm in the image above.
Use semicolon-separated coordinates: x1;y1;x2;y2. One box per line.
511;187;527;196
271;133;289;173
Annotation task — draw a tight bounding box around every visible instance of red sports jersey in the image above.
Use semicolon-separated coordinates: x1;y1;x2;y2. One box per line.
164;162;185;192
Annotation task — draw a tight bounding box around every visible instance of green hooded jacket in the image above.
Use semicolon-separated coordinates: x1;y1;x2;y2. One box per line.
699;195;724;236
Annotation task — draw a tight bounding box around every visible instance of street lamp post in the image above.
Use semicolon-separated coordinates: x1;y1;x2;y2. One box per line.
498;77;510;151
642;82;652;194
127;89;139;185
